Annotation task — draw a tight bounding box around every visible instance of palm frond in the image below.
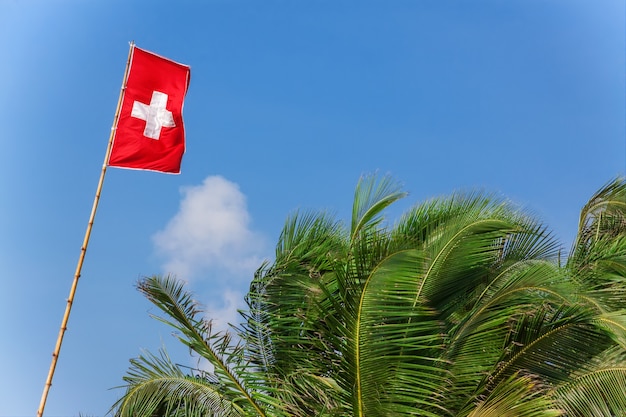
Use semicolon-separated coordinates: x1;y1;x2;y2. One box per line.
463;373;562;417
392;191;555;318
550;343;626;415
594;310;626;348
444;260;575;412
351;173;406;242
236;208;353;414
576;177;626;241
347;249;449;417
113;349;245;417
491;305;614;388
570;177;626;279
136;276;273;417
275;210;346;269
574;235;626;312
552;363;626;416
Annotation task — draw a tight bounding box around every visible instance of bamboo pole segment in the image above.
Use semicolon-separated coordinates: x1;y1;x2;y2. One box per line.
37;41;135;417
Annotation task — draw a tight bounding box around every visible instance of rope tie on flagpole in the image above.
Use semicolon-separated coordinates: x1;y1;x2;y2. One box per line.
37;41;135;417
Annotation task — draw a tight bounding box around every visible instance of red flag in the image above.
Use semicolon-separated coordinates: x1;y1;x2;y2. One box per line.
109;46;190;174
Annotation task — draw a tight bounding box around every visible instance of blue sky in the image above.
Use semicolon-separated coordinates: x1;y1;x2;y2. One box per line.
1;1;624;416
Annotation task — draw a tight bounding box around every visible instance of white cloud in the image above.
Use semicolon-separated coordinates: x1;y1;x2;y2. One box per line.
153;175;266;281
205;288;244;333
153;176;266;376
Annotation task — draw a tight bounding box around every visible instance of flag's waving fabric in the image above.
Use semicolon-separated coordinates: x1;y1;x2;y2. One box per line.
109;46;190;174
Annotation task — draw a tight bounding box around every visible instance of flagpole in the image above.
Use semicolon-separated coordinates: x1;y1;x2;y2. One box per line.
37;41;135;417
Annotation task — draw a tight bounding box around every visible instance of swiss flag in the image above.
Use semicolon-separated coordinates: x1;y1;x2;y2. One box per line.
109;46;190;174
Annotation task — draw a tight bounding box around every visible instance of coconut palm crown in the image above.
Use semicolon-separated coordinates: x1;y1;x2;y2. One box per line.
113;175;626;417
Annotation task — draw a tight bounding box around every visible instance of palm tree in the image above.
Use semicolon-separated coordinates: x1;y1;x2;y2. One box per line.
113;175;626;416
550;178;626;416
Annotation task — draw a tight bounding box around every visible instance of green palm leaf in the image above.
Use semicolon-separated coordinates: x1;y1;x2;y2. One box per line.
552;357;626;417
464;373;561;417
351;249;448;417
113;349;245;417
113;175;626;416
351;173;406;241
491;305;614;388
129;275;273;417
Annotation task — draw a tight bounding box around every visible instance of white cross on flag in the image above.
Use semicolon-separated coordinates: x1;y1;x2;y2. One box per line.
109;46;190;173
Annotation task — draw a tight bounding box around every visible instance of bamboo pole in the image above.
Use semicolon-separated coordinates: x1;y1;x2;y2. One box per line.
37;41;135;417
